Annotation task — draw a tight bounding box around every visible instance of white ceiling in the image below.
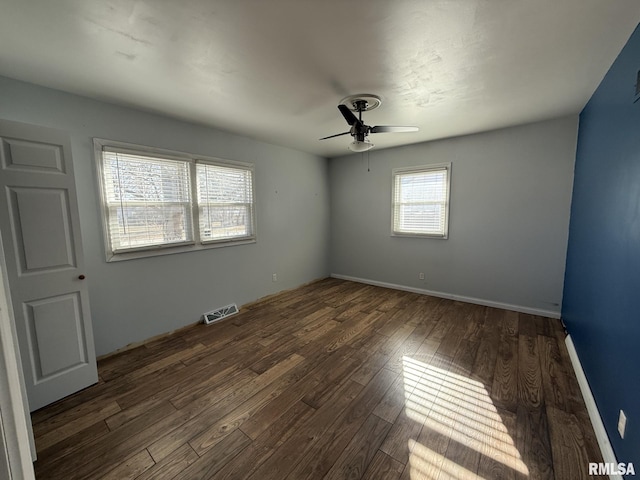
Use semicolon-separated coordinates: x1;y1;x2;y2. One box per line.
1;1;639;158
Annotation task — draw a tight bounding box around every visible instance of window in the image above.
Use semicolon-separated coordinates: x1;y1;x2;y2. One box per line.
100;150;194;252
95;139;256;261
196;162;254;242
392;164;450;238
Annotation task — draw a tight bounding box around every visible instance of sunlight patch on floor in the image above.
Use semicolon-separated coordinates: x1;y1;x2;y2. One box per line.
402;356;529;478
408;441;486;480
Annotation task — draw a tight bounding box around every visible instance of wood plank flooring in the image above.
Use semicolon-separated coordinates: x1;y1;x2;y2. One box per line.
32;278;605;479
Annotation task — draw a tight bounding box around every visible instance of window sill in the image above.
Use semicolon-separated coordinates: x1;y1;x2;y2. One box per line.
106;237;256;262
391;232;448;240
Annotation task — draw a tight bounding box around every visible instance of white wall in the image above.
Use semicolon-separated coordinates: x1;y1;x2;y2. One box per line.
0;76;330;356
330;116;578;316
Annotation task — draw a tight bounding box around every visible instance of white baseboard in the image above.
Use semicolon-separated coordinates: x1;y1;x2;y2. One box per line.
330;273;561;318
565;335;621;480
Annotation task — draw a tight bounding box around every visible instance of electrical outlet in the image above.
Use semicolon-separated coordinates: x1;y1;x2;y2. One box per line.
618;410;627;439
272;273;277;282
419;272;425;280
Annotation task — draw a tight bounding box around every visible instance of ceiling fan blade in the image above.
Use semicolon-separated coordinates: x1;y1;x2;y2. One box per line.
338;104;359;126
370;125;419;133
319;131;351;140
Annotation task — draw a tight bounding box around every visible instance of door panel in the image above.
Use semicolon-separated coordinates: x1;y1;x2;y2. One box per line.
25;292;87;379
8;187;76;272
2;138;65;173
0;119;97;411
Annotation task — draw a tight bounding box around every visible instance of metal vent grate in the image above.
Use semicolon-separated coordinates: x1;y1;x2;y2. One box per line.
203;303;239;325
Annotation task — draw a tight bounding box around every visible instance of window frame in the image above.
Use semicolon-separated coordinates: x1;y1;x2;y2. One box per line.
94;138;257;262
391;163;451;239
195;159;256;246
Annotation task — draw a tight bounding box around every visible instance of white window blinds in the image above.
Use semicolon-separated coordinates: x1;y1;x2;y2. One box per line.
96;139;258;260
196;162;255;242
101;150;193;252
392;164;450;238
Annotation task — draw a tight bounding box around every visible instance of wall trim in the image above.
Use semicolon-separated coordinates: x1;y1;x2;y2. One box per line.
565;335;620;480
330;274;561;318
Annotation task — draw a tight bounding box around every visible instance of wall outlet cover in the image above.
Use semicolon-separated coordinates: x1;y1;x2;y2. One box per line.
618;409;627;439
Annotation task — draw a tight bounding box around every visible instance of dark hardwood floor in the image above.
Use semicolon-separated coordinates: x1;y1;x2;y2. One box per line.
32;278;604;479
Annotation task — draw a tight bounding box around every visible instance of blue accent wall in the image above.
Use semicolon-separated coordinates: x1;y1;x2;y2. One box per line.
563;23;640;468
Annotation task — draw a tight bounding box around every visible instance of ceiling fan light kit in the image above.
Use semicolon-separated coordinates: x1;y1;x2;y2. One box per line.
320;93;418;152
349;139;374;152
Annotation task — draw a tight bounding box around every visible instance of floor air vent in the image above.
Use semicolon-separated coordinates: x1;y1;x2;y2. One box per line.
203;303;239;325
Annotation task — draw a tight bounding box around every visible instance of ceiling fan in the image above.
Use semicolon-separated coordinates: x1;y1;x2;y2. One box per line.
320;94;419;152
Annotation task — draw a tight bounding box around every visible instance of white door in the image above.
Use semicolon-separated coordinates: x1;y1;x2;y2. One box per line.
0;119;98;412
